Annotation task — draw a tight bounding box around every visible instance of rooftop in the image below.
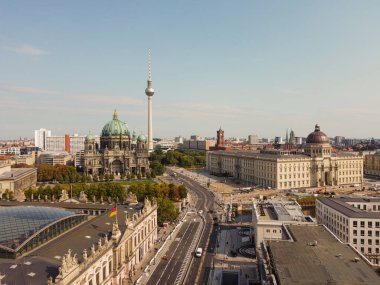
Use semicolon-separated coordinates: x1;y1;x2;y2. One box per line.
0;167;36;180
0;204;143;284
268;225;380;285
318;198;380;219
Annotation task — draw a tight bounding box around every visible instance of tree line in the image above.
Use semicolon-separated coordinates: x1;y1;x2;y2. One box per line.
150;149;206;175
24;181;187;223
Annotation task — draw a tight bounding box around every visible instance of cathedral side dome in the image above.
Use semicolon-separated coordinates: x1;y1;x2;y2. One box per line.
85;132;94;141
101;110;129;137
306;123;329;144
137;134;147;142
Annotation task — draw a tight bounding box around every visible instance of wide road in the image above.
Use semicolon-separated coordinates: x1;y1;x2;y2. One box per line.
177;173;218;285
146;170;218;285
147;218;201;285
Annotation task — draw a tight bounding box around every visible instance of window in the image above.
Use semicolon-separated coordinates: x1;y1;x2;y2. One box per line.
109;261;112;275
376;222;379;228
368;230;372;237
353;230;357;236
369;239;372;245
360;239;364;245
266;229;270;233
368;222;373;228
353;221;357;227
361;230;365;236
360;221;365;227
353;238;357;244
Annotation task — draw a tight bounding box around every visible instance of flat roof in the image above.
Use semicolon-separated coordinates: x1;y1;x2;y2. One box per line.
0;204;141;284
318;198;380;219
268;225;380;285
0;168;36;180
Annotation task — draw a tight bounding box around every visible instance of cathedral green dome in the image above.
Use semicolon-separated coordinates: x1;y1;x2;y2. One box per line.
101;110;129;137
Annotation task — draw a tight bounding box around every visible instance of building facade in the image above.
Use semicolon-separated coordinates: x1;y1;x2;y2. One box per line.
316;197;380;265
207;124;363;189
364;151;380;177
0;164;37;199
0;199;158;285
34;128;51;150
83;111;149;176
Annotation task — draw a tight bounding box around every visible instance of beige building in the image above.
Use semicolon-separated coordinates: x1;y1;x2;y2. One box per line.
0;164;37;199
316;197;380;265
207;124;363;189
364;151;380;177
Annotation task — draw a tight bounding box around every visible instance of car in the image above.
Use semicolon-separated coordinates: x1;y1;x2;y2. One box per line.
195;248;202;257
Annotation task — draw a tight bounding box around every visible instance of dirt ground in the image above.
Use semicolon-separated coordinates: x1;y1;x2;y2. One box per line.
210;179;380;203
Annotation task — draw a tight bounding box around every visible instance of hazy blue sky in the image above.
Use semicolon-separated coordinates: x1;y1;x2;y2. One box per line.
1;1;379;140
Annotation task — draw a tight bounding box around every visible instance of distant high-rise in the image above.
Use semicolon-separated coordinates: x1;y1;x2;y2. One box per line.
34;128;51;150
145;49;155;152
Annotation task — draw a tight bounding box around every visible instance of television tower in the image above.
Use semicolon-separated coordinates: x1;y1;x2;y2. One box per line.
145;49;155;151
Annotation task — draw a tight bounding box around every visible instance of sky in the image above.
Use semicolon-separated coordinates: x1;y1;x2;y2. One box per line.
1;0;380;140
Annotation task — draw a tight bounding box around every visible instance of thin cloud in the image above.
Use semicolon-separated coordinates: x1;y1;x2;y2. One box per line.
0;85;145;106
6;44;48;56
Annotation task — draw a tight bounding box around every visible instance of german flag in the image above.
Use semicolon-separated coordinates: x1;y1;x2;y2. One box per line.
109;206;117;218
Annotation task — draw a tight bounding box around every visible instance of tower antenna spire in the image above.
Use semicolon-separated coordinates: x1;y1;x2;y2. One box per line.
148;48;152;81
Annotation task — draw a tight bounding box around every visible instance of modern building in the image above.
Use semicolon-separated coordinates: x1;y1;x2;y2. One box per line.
34;128;51;151
0;164;37;199
207;124;363;189
316;197;380;265
181;139;215;151
263;225;380;285
364;151;380;177
83;110;149;176
39;152;73;166
0;198;158;285
46;136;66;153
248;134;259;145
252;199;314;244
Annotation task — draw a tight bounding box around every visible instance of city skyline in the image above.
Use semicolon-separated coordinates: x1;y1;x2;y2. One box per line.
1;1;380;139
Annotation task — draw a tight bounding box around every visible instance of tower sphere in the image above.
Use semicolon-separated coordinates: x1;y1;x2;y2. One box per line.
145;81;154;97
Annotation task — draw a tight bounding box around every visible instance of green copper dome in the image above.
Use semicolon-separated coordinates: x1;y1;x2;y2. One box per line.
101;110;129;137
85;132;94;141
137;134;147;142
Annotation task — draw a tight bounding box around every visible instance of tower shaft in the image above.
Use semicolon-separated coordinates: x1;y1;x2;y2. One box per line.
148;96;153;151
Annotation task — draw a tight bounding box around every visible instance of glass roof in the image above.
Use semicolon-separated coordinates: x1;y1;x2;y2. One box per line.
0;206;75;250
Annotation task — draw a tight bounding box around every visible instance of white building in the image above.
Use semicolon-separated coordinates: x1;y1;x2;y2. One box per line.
316;197;380;265
34;128;51;150
252;199;314;245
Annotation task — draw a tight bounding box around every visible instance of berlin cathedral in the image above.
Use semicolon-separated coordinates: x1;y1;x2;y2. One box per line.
83;110;150;176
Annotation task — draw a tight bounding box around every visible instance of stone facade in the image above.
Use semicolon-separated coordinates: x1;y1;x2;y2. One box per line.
364;152;380;177
0;164;37;199
207;124;363;189
84;111;149;176
51;198;157;285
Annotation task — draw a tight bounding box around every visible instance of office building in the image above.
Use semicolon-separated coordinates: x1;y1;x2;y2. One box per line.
34;128;51;150
263;225;380;285
316;197;380;265
248;134;259;145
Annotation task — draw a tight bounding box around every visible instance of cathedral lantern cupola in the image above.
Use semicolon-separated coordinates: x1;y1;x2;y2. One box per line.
304;123;331;158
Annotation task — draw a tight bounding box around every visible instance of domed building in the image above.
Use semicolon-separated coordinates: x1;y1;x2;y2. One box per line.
83;110;149;176
207;123;363;189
